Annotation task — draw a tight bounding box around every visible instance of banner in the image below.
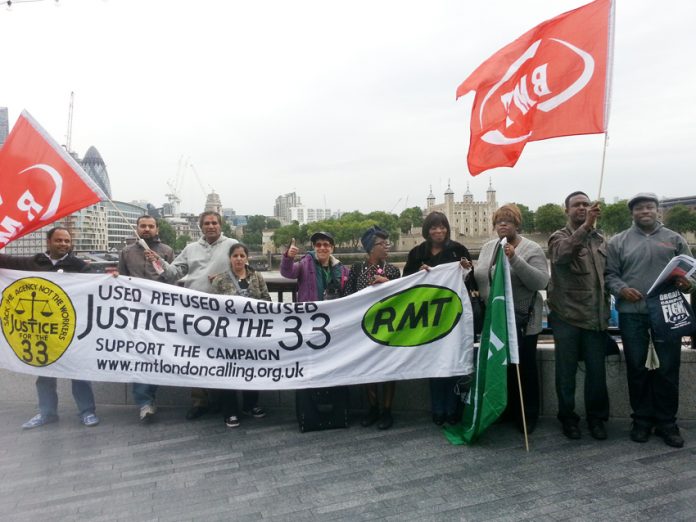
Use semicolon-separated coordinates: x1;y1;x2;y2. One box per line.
0;263;474;389
457;0;614;175
0;111;106;247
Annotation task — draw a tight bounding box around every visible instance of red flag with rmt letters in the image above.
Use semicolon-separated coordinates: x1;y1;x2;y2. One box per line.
458;0;614;175
0;110;106;248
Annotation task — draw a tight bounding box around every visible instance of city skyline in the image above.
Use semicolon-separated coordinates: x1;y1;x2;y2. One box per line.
1;1;694;216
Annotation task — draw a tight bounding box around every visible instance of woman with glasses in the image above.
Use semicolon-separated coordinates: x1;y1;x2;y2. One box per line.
403;211;474;426
474;204;549;434
344;226;401;429
281;231;349;302
211;243;270;428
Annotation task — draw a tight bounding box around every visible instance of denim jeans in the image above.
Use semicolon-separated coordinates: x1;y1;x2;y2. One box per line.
550;312;609;423
133;383;158;407
429;376;460;417
36;377;95;418
619;313;681;428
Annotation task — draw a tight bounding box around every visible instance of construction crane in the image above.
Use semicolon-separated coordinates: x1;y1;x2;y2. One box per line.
189;163;214;198
165;156;185;217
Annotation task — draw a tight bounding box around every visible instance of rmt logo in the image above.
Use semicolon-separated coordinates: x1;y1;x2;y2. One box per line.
479;38;595;146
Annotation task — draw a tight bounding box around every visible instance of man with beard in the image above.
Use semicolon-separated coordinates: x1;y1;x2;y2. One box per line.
118;215;174;422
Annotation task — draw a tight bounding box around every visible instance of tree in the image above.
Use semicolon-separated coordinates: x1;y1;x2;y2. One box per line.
366;211;400;241
600;200;632;235
221;218;236;239
665;205;696;234
157;219;176;246
515;203;535;233
174;234;192;252
534;203;566;234
245;215;267;234
272;223;302;248
398;206;424;233
266;218;282;229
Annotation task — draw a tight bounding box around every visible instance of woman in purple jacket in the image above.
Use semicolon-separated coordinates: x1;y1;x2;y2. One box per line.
280;231;349;302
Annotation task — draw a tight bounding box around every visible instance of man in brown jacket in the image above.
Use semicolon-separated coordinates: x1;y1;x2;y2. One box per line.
547;191;610;441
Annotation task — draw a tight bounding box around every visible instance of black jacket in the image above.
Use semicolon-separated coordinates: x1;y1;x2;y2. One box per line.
0;252;89;273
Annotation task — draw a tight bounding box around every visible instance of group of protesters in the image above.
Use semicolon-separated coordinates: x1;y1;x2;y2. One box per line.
0;190;693;449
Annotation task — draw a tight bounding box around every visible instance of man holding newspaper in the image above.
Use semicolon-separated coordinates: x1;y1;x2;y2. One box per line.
606;192;695;448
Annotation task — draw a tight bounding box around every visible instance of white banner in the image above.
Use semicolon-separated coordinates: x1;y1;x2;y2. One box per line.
0;263;474;390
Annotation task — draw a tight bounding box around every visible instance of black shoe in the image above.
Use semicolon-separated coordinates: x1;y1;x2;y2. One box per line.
655;425;684;448
185;406;208;420
588;419;607;440
562;421;581;440
629;422;651;443
432;413;445;426
361;407;380;427
377;411;393;430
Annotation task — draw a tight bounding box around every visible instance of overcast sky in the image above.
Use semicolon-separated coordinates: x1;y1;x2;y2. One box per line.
1;0;694;216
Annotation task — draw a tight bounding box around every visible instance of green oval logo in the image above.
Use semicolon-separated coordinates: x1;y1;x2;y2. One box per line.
361;284;463;347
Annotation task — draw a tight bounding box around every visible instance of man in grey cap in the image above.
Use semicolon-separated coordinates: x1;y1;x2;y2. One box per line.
606;192;693;448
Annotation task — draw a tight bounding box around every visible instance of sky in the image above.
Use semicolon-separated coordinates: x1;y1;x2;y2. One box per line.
1;0;695;217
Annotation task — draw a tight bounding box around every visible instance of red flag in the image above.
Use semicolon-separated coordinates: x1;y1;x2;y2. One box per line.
0;111;106;247
458;0;614;175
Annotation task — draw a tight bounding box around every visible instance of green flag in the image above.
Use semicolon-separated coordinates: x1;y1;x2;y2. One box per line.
444;242;516;444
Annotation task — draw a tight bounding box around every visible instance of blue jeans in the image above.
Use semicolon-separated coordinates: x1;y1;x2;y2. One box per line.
133;383;158;407
36;377;95;418
619;313;681;428
550;312;609;423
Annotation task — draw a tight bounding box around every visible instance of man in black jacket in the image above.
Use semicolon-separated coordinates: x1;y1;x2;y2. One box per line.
0;227;100;429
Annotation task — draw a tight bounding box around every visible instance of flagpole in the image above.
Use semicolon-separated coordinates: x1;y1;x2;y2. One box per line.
596;131;609;201
515;365;530;452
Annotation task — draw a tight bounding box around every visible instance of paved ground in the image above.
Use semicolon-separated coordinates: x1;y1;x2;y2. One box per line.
1;402;695;522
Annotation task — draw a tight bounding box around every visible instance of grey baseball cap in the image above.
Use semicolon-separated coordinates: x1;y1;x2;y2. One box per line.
627;192;659;210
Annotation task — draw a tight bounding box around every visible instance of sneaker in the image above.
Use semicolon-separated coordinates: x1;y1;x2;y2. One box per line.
242;406;266;419
22;413;58;430
224;416;240;428
629;422;651;443
81;413;100;427
139;404;157;422
655;425;684;448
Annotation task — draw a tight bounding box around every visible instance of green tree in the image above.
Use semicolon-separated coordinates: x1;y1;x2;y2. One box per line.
174;234;192;252
600;200;632;235
266;218;282;229
366;211;400;241
665;205;696;234
398;206;424;233
534;203;566;234
157;219;176;246
272;223;301;248
515;203;535;233
245;215;267;234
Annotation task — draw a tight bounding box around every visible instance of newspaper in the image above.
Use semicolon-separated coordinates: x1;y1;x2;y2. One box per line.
647;255;696;296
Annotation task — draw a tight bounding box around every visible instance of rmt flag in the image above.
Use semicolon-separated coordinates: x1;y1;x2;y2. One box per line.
458;0;614;175
0;111;106;247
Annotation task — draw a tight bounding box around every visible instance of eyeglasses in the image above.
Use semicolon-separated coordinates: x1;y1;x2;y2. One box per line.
314;241;333;249
373;241;391;248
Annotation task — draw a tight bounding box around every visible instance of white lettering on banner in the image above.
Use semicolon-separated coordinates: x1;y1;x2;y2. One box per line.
0;216;24;244
0;263;475;390
16;190;44;221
